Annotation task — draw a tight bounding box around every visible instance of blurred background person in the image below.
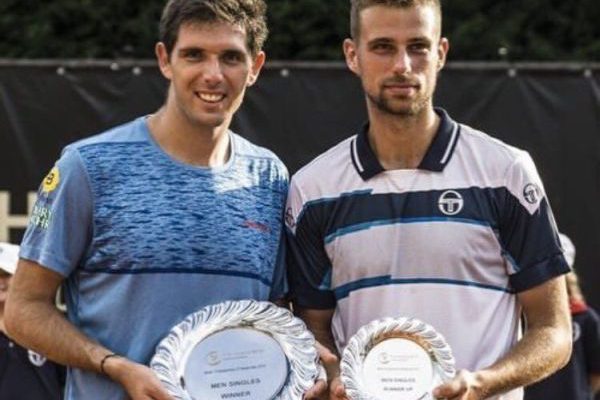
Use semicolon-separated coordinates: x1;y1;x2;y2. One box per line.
525;233;600;400
0;242;65;399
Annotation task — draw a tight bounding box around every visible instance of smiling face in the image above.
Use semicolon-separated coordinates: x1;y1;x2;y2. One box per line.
344;4;448;117
156;21;265;131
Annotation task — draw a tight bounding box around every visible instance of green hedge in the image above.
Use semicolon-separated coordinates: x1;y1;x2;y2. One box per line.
1;0;598;60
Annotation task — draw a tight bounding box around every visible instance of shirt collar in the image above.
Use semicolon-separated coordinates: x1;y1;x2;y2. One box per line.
350;107;461;180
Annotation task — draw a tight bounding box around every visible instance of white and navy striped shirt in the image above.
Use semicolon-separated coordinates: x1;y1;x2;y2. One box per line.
285;108;568;400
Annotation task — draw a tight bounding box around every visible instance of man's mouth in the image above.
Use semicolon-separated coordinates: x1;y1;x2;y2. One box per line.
196;92;226;103
383;77;419;89
383;80;419;89
383;84;418;96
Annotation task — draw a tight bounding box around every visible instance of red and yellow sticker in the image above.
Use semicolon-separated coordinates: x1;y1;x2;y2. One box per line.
42;167;60;193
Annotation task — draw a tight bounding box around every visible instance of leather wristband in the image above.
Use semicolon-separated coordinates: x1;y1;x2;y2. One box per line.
100;353;120;375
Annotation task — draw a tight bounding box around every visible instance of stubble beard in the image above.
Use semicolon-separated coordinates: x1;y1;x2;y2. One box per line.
367;89;431;117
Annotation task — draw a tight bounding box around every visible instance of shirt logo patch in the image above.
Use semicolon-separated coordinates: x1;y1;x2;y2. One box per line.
285;207;296;228
28;350;47;367
572;321;581;342
42;167;60;194
30;204;53;230
243;220;271;234
523;183;541;204
438;190;464;216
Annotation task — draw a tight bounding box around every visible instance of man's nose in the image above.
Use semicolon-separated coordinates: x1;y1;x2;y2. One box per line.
203;57;224;85
392;49;412;74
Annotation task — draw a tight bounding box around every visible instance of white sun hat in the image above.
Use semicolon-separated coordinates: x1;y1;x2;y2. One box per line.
0;242;20;275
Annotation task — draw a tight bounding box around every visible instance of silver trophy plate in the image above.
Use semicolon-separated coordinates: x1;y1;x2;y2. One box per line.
151;300;319;400
341;317;456;400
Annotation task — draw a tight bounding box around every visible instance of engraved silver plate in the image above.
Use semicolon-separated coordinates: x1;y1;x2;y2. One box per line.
151;300;319;400
341;317;456;400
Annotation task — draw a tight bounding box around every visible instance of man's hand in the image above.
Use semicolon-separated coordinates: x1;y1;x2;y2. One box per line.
104;356;174;400
433;370;485;400
303;376;328;400
304;342;336;399
304;342;349;400
328;376;349;400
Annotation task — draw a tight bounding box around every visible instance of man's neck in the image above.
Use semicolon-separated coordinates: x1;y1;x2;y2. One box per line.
367;106;439;170
147;105;231;168
0;306;4;333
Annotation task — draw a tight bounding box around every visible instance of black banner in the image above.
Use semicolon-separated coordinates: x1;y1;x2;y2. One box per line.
1;61;598;308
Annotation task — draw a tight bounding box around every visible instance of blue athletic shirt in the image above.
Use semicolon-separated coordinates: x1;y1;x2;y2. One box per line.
20;117;288;400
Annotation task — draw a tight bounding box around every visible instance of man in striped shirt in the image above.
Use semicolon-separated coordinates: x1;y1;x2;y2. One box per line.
286;1;572;399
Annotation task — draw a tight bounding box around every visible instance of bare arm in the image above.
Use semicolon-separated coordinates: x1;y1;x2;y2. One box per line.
5;259;173;400
434;275;572;399
296;306;348;400
591;373;600;395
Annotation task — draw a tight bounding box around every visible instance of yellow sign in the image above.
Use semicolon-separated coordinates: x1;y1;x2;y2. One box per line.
42;167;60;193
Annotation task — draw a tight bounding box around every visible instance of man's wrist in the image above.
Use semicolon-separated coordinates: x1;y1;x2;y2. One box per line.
101;353;128;381
100;353;121;375
471;369;491;398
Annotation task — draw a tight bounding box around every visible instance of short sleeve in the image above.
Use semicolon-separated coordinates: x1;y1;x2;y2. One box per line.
285;177;336;309
19;147;93;276
499;151;569;292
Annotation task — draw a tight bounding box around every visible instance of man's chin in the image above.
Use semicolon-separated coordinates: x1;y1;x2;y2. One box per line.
378;97;429;116
193;115;227;130
377;103;420;116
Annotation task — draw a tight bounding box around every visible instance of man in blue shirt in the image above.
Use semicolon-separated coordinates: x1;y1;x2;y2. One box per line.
4;1;289;399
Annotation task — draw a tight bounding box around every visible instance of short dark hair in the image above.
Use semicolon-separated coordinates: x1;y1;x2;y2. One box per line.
159;0;268;57
350;0;441;39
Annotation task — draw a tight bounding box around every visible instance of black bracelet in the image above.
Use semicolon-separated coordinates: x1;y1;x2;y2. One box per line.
100;353;120;375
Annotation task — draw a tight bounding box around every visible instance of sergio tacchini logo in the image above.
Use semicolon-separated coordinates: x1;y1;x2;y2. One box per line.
438;190;464;216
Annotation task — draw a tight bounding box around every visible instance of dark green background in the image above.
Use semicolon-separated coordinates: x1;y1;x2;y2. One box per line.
1;0;599;61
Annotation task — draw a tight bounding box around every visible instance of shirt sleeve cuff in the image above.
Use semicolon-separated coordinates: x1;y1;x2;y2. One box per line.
509;252;570;292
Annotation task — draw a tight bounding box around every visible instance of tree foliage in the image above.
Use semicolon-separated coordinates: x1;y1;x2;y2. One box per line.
443;0;600;61
0;0;598;61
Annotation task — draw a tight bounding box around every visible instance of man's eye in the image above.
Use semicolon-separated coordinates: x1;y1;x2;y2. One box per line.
371;43;394;52
223;52;244;64
409;43;429;53
183;50;202;60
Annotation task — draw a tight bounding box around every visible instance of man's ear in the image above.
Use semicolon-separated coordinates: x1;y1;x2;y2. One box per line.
343;38;360;76
437;37;450;71
247;51;266;86
156;42;173;80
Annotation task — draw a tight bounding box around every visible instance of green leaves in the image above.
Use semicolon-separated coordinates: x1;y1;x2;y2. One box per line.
265;0;349;60
0;0;162;58
443;0;600;61
0;0;598;60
